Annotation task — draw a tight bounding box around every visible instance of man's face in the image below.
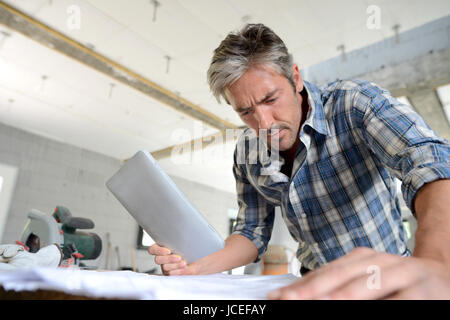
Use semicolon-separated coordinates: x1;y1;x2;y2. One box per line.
225;64;304;151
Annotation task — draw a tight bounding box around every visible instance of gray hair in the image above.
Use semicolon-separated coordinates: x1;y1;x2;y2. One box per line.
207;23;295;104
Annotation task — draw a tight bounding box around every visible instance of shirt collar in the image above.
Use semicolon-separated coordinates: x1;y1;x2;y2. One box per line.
302;81;330;136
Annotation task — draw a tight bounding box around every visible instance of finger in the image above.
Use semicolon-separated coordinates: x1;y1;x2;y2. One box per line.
148;244;171;256
311;253;402;300
154;254;182;265
270;247;378;299
384;280;448;300
385;267;450;300
306;247;378;281
385;282;427;300
162;261;187;273
167;265;189;276
327;258;424;300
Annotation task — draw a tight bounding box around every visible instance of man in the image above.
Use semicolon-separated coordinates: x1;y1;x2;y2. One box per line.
149;24;450;299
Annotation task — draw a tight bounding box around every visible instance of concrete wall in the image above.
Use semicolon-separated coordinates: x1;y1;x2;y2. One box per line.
0;121;237;272
303;15;450;87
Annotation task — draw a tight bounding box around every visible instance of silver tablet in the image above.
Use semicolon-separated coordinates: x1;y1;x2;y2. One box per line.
106;150;225;264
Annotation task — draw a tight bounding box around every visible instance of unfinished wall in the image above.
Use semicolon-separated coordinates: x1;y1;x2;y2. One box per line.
0;121;237;272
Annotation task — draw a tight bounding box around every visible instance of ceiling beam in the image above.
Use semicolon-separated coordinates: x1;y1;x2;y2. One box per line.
0;1;237;132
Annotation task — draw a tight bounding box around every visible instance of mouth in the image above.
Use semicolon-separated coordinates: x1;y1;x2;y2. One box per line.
268;128;285;139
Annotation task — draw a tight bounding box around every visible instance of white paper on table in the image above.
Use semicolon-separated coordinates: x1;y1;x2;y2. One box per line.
0;268;299;300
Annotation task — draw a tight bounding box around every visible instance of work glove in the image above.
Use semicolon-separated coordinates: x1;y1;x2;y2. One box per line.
0;244;63;271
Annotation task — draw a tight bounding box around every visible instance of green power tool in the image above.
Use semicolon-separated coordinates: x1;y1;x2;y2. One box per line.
21;206;102;265
52;206;102;261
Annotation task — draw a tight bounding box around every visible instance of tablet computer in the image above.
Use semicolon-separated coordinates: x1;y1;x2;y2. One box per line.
106;150;225;264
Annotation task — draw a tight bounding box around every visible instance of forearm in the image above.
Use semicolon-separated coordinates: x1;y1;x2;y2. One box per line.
190;234;258;274
412;179;450;265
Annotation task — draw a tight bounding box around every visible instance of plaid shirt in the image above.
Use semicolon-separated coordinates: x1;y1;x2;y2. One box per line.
232;79;450;270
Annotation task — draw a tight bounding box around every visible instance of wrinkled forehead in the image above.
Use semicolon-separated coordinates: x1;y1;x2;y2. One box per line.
224;65;283;108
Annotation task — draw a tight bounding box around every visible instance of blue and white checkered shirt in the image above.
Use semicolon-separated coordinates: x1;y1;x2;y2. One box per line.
231;79;450;270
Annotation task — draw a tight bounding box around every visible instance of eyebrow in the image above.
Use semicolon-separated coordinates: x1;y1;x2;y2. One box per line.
235;89;279;113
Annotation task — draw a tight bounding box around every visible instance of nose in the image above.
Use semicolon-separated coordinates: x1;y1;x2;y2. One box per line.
254;105;273;130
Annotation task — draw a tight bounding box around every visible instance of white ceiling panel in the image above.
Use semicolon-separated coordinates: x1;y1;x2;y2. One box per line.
0;28;220;159
3;0;48;16
0;84;151;156
6;0;448;130
176;0;243;37
129;2;221;57
0;26;67;74
93;28;168;79
31;0;122;48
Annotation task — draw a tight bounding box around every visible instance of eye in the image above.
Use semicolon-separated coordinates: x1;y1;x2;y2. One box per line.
266;97;277;104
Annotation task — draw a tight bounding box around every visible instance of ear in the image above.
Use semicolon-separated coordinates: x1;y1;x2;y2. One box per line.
292;64;303;93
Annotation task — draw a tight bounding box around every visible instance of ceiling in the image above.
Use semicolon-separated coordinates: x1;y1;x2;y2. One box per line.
0;0;449;193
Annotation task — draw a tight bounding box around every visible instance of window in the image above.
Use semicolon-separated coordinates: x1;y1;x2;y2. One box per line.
136;226;155;249
229;218;237;235
436;84;450;125
395;96;413;108
227;208;238;235
0;164;18;241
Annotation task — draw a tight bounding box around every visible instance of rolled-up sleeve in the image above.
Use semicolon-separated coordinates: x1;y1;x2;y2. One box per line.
354;85;450;215
231;148;275;262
